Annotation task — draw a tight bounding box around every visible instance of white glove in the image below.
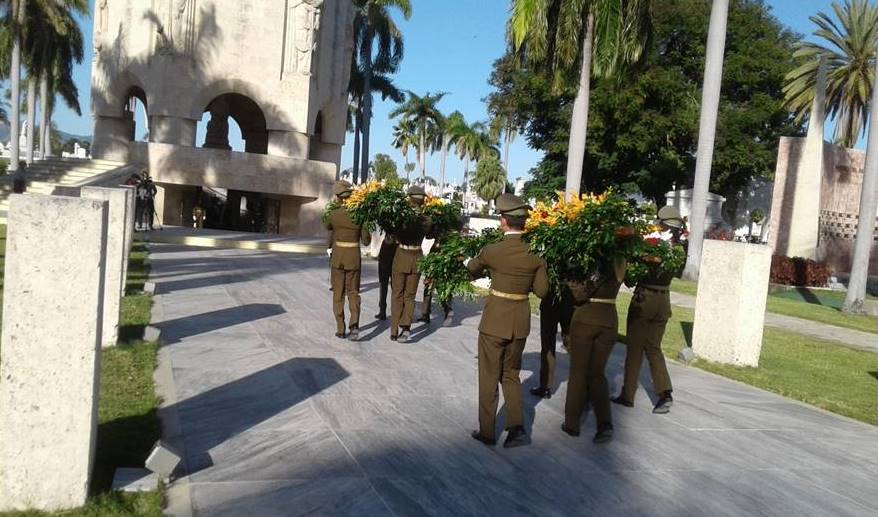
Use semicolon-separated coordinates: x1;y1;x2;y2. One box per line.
326;248;332;257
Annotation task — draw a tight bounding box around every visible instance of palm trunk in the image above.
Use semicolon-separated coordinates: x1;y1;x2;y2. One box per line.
39;74;49;159
503;129;513;173
351;106;361;182
463;156;470;210
843;38;878;313
8;9;22;173
439;135;449;196
359;32;374;185
419;128;426;181
683;0;729;281
44;104;53;157
26;77;36;164
564;13;594;200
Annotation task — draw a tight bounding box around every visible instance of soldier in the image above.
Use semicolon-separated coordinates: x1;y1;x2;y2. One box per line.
613;206;687;414
326;180;371;340
374;233;398;321
467;194;548;448
389;185;432;343
529;285;574;399
562;253;628;444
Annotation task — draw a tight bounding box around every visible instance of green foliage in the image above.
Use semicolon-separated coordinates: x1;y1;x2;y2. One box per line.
494;0;803;203
418;228;504;305
784;0;878;148
473;155;506;204
321;200;340;224
348;185;418;234
371;153;399;182
625;237;687;286
421;200;462;236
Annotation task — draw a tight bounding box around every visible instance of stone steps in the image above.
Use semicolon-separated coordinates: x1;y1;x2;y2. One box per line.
0;158;140;224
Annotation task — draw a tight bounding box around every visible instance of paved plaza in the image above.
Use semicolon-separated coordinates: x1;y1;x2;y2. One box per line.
149;244;878;516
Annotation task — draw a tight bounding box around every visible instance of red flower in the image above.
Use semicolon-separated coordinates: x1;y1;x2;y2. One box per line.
645;237;661;246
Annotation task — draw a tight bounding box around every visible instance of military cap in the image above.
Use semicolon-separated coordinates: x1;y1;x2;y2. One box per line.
495;193;530;217
407;185;426;198
333;180;353;197
657;205;684;229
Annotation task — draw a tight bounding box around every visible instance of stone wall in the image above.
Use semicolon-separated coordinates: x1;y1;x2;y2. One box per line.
769;136;878;274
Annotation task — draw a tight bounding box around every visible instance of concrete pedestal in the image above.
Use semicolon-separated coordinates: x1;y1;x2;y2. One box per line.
120;186;136;295
692;240;772;367
0;194;108;512
82;187;128;347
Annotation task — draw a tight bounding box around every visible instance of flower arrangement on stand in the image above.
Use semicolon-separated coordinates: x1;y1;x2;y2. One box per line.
418;228;504;305
524;190;647;289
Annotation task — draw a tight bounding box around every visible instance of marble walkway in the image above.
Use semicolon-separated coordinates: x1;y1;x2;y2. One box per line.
148;244;878;517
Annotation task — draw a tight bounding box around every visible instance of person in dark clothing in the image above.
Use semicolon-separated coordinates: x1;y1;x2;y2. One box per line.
374;234;398;320
136;175;158;230
530;286;574;399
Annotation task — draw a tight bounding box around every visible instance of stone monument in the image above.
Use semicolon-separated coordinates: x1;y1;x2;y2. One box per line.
692;240;772;367
0;194;109;512
90;0;354;236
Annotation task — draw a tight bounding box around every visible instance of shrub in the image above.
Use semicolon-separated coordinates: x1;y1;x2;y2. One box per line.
770;255;830;287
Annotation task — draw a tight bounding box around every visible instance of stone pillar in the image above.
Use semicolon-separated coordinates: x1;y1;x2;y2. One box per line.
119;186;136;296
159;184;185;226
149;115;197;146
785;58;827;259
267;130;309;159
245;131;269;154
81;187;128;347
692;240;772;367
0;194;108;512
91;115;134;162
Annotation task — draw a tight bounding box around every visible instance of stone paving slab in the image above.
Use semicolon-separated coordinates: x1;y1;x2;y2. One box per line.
149;244;878;517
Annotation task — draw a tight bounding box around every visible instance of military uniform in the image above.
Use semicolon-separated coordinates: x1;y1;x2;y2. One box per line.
531;286;574;398
390;186;433;342
326;181;371;339
375;234;398;320
468;194;548;447
563;257;627;443
615;206;686;414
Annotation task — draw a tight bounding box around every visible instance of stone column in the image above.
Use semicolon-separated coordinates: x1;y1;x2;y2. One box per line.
692;240;772;367
91;114;134;162
81;187;128;347
149;115;197;146
267;130;310;159
160;184;185;226
119;186;136;296
0;194;108;512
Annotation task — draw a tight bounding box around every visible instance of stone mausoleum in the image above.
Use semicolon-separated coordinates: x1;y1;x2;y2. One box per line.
90;0;352;235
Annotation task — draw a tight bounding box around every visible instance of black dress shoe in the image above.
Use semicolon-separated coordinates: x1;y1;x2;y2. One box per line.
418;315;431;324
653;391;673;414
375;312;387;320
334;332;346;339
390;334;398;342
611;395;634;408
503;426;529;448
561;423;580;437
529;387;552;399
471;431;496;446
593;424;614;444
348;328;360;341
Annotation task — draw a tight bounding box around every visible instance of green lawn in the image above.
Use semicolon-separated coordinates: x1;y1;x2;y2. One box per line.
613;293;878;425
0;228;163;516
670;279;878;334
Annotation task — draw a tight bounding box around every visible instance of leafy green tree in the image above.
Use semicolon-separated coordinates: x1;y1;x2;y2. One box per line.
473;155;507;207
389;90;446;181
784;0;878;148
371;153;399;183
495;0;802;205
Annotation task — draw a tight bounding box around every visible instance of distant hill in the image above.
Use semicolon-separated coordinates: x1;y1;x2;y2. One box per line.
0;122;92;145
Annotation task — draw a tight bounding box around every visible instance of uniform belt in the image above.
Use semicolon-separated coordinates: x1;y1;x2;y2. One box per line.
639;284;670;292
399;244;422;251
334;241;360;248
490;289;529;301
587;298;617;304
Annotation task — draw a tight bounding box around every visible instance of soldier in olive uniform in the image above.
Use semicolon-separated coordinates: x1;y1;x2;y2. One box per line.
467;194;549;448
613;206;686;414
326;181;372;340
375;234;398;320
390;185;432;343
530;285;574;399
563;255;628;444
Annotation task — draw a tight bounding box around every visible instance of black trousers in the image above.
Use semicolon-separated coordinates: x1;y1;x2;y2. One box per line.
537;292;574;390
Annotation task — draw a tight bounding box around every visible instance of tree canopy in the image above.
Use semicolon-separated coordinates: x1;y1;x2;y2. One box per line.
489;0;804;205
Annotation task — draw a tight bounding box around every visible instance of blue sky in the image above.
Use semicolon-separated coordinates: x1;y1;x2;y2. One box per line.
51;0;844;184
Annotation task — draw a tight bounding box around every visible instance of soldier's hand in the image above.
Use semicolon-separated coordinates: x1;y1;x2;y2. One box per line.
326;248;332;257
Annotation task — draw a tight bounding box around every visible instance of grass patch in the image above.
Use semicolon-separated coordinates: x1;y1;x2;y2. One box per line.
0;228;163;516
670;279;878;334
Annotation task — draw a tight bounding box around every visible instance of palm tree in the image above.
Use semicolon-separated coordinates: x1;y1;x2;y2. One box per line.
436;110;467;194
473;154;507;210
389;90;446;181
456;121;499;209
7;0;27;174
784;0;878;149
347;62;404;183
391;117;417;169
683;0;729;281
489;111;518;175
510;0;651;199
352;0;411;183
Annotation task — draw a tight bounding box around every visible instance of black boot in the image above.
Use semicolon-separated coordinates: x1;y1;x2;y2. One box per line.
503;426;529;448
611;395;634;408
593;423;614;444
653;391;673;414
529;386;552;399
